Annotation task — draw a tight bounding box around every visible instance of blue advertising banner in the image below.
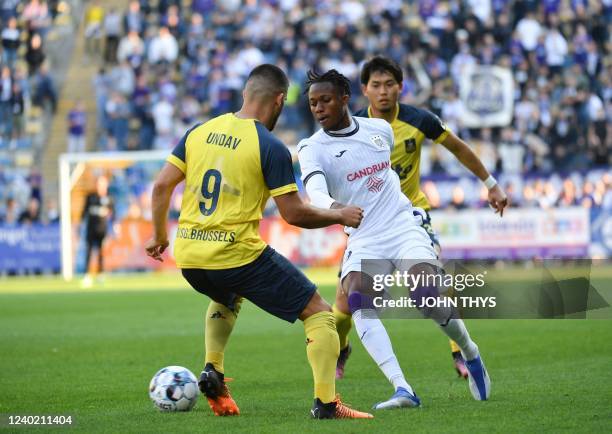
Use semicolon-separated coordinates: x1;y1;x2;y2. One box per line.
0;223;61;273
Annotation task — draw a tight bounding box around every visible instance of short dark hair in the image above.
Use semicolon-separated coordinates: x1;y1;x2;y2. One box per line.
360;56;403;86
304;69;351;97
245;64;289;98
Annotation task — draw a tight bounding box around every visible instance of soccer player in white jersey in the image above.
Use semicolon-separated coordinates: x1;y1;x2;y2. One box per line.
297;69;491;409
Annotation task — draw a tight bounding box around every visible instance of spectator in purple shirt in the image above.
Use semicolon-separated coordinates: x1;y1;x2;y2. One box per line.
572;24;591;67
191;0;215;17
67;101;86;153
419;0;438;19
543;0;560;15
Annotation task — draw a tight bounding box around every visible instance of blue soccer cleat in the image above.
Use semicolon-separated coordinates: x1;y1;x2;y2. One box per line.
465;355;491;400
372;387;421;410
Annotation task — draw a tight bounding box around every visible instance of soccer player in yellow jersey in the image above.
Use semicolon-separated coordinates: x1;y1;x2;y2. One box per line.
145;65;372;419
332;56;508;380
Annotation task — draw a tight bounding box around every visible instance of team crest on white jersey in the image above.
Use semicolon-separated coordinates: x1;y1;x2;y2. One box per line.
370;135;386;148
366;175;385;193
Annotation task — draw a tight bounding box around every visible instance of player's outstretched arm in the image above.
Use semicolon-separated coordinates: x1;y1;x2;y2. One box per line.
441;132;509;216
146;162;185;261
273;191;363;229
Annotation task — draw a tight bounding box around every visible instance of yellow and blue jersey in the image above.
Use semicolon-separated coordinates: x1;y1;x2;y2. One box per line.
167;113;298;269
355;103;450;210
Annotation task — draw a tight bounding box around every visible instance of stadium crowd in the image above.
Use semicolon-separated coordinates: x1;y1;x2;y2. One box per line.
85;0;609;212
82;0;610;166
0;0;611;224
1;0;60;148
0;0;64;225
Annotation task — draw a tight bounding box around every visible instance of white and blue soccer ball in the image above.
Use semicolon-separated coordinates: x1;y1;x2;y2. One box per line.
149;366;199;412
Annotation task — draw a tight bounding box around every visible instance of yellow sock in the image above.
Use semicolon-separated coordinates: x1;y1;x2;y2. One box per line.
332;304;352;350
205;299;241;373
304;311;339;403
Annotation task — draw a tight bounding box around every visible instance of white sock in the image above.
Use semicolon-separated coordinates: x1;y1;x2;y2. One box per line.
353;309;414;394
438;319;479;361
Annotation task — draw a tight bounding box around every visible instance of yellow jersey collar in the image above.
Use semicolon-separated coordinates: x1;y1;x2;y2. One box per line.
367;104;400;124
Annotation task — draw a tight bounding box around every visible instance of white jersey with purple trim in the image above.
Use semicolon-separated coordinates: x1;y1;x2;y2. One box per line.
298;116;421;242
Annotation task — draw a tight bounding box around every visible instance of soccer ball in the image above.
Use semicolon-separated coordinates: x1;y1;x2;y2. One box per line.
149;366;199;412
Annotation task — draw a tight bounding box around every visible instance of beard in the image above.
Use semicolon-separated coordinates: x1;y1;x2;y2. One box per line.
268;110;281;131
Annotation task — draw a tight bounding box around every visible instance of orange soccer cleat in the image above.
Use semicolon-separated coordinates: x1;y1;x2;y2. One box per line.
311;395;374;419
198;364;240;416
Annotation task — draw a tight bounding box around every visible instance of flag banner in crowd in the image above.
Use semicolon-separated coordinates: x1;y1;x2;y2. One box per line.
459;65;514;128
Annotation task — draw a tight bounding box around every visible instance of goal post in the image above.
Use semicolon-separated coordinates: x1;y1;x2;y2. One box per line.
59;150;169;281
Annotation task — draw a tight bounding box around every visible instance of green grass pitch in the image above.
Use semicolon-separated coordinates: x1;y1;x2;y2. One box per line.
0;269;611;433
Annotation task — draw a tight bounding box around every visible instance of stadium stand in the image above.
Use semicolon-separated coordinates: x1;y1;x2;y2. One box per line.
0;0;78;224
0;0;610;269
89;0;610;215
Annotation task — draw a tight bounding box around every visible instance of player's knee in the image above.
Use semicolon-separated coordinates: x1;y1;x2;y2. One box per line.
299;291;331;321
343;272;378;313
334;281;350;313
342;272;375;295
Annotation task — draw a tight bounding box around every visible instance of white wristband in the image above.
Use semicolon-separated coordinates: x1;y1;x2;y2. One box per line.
483;175;497;189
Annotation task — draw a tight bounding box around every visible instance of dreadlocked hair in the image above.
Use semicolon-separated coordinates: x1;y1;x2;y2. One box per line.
304;69;352;96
